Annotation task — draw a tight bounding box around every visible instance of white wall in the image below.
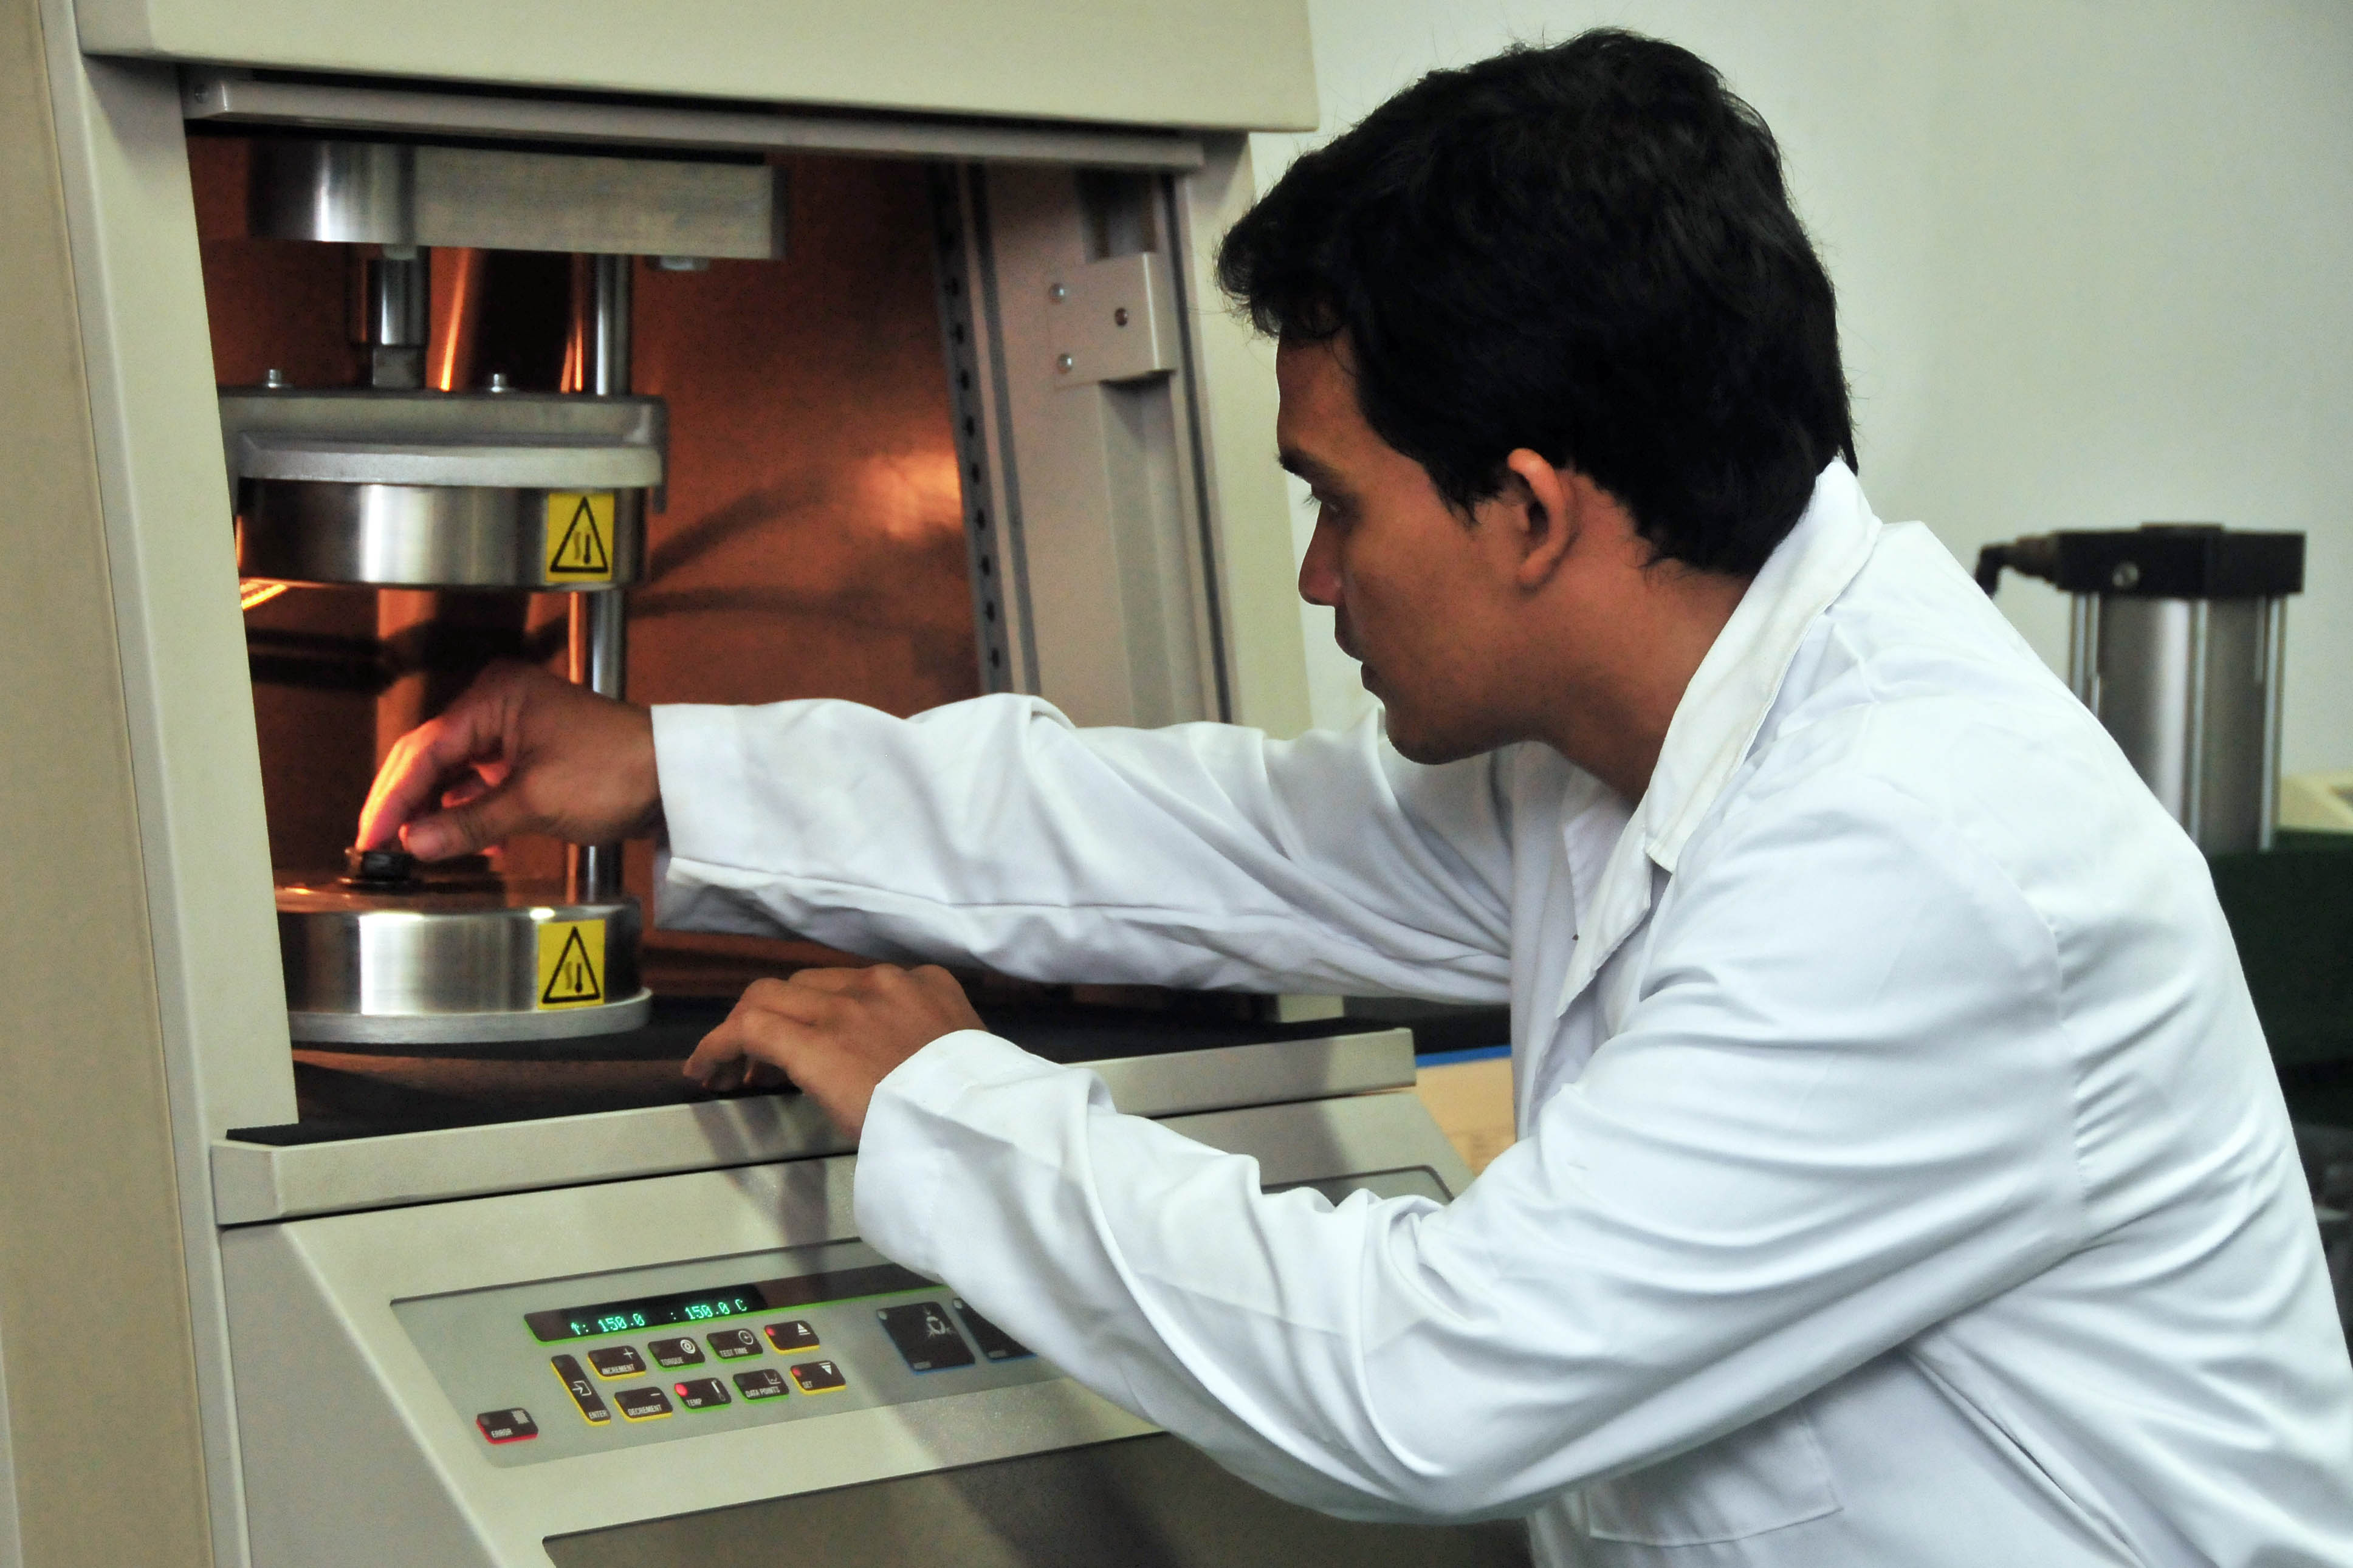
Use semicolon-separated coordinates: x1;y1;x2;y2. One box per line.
1251;0;2353;775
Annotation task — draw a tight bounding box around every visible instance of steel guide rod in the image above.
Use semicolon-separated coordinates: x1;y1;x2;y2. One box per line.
571;255;631;902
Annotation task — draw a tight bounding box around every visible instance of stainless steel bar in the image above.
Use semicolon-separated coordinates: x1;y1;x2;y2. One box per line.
365;245;428;389
571;256;633;901
186;71;1209;173
2067;593;2100;708
2183;599;2211;845
2261;597;2288;850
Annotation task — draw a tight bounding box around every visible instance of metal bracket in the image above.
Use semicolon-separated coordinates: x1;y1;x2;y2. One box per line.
1047;253;1178;387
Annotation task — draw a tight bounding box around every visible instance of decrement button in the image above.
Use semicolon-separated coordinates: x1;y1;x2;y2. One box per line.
733;1368;788;1401
763;1319;820;1353
878;1301;977;1372
549;1356;611;1425
615;1386;673;1422
789;1360;847;1394
673;1377;730;1410
707;1328;762;1360
588;1345;647;1379
648;1337;706;1369
476;1408;538;1444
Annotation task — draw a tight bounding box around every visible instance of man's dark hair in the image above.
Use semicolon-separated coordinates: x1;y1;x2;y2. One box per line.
1218;29;1854;577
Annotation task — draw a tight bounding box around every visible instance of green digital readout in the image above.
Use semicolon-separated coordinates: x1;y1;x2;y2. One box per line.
524;1262;935;1343
526;1286;763;1343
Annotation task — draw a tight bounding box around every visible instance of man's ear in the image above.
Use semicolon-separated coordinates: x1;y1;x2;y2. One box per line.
1498;447;1579;590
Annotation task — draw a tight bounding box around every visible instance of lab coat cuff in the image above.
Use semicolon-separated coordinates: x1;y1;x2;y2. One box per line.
854;1029;1069;1273
650;704;762;931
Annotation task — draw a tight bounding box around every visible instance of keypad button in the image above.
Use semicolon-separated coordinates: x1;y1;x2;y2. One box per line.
878;1301;977;1372
615;1386;673;1421
588;1345;647;1379
476;1408;538;1443
952;1298;1032;1361
648;1337;706;1369
549;1356;612;1425
733;1368;789;1401
673;1377;730;1410
789;1360;847;1393
762;1319;820;1353
707;1327;762;1359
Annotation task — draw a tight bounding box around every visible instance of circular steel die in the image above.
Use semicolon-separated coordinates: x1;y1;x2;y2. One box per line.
277;874;647;1043
239;480;646;590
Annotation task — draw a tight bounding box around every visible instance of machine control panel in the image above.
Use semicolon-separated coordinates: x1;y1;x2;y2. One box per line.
395;1238;1056;1468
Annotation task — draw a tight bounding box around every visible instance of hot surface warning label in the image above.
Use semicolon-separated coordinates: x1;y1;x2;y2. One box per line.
537;919;607;1009
545;492;616;581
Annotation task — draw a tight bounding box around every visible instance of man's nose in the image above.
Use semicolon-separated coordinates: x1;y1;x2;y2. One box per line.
1297;514;1342;608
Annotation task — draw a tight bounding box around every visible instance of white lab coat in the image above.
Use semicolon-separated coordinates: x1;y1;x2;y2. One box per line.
653;463;2353;1566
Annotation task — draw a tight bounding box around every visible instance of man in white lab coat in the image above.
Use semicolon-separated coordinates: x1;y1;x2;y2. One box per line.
360;30;2353;1567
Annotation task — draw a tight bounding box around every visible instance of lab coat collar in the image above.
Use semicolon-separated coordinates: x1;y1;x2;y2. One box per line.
1552;461;1882;1019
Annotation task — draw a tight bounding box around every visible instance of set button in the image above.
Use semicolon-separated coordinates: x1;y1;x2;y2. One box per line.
789;1360;847;1394
763;1319;820;1353
733;1368;789;1401
588;1345;647;1380
707;1327;763;1360
648;1337;706;1369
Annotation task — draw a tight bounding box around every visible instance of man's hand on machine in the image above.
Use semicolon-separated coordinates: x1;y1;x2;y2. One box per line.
357;661;663;859
684;966;984;1137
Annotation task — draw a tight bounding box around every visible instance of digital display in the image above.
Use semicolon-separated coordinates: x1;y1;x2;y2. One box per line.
525;1262;933;1343
527;1286;764;1343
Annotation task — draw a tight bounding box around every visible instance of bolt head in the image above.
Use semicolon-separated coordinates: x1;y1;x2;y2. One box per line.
1056;354;1075;373
1114;307;1130;327
1049;283;1070;301
2111;560;2141;590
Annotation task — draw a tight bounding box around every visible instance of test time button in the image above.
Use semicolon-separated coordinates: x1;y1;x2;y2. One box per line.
707;1328;762;1360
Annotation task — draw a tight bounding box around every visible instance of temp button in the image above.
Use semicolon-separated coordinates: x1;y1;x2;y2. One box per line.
673;1377;730;1410
549;1357;611;1425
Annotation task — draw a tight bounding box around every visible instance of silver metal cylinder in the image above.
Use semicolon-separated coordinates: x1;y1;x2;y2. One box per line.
277;871;650;1043
570;255;633;902
2078;595;2284;854
237;481;646;589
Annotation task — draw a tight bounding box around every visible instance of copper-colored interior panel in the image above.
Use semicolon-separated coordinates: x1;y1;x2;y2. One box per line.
196;137;977;1002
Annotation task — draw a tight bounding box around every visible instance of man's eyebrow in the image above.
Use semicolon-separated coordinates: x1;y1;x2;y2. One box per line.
1277;448;1345;490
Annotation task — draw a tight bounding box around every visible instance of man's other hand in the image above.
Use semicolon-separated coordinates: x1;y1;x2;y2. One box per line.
684;966;983;1137
357;661;662;860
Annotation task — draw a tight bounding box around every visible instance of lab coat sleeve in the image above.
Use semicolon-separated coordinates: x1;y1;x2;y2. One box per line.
852;764;2090;1521
651;694;1517;1000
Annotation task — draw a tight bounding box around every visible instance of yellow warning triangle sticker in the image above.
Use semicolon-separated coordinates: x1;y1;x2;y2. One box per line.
546;492;614;580
538;921;606;1008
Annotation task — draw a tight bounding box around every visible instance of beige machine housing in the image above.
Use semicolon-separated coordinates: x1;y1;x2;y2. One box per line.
1;3;1522;1567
